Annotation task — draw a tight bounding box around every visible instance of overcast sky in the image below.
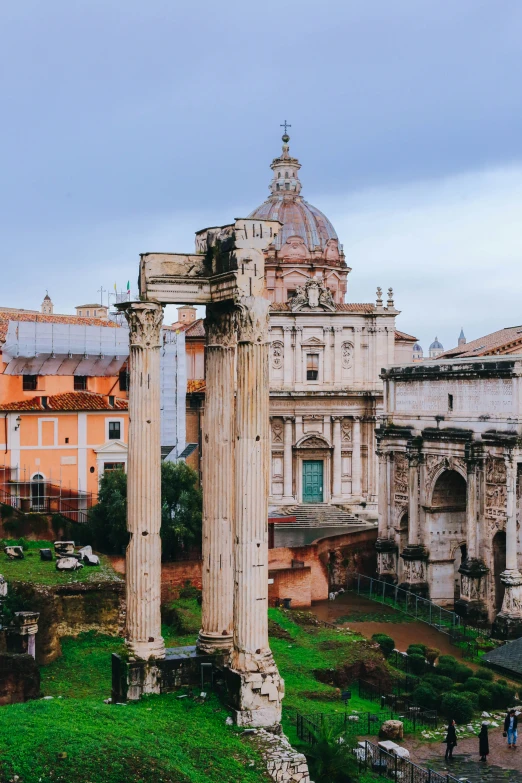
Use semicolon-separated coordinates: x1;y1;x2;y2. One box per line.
2;0;521;353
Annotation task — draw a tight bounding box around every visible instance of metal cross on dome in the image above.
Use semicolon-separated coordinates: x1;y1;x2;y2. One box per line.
280;120;291;135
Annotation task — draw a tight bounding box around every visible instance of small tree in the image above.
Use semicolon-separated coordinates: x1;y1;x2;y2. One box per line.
371;633;395;659
160;461;202;561
87;469;128;554
305;725;357;783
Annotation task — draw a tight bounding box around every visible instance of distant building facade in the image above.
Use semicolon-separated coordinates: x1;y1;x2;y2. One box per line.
376;356;522;638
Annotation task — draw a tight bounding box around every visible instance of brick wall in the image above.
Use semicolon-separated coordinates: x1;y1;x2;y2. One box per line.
268;546;328;602
110;556;203;603
268;566;311;608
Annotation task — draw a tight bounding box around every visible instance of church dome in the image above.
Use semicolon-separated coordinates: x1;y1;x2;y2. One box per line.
430;337;443;350
248;134;344;266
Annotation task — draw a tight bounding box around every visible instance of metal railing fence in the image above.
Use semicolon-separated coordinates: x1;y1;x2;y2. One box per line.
354;740;463;783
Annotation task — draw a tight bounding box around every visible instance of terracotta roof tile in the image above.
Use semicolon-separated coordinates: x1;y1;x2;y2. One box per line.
440;326;522;359
0;311;119;344
166;318;205;337
0;392;128;412
395;329;418;342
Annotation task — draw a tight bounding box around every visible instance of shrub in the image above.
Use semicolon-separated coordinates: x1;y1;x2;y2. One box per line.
453;664;474;683
465;677;490;693
2;517;20;535
423;674;454;693
407;643;426;656
371;634;395;659
459;691;479;710
440;692;474;724
437;656;472;682
407;654;427;676
425;647;440;665
412;684;438;709
0;503;15;520
477;688;495;711
491;682;516;710
475;669;494;682
178;581;202;601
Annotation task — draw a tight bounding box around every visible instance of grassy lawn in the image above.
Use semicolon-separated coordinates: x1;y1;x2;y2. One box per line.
0;598;409;782
0;539;121;586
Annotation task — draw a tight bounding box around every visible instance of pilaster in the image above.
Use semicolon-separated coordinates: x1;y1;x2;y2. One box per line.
492;454;522;639
331;416;342;502
282;416;294;503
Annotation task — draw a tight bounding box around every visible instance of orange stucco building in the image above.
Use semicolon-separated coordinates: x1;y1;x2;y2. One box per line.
0;299;129;519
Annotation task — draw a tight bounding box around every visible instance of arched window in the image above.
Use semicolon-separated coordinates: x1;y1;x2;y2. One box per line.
31;473;45;511
285;172;288;178
277;172;281;179
276;183;280;191
432;470;466;508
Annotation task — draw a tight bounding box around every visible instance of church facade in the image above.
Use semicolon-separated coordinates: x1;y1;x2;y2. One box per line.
246;134;416;513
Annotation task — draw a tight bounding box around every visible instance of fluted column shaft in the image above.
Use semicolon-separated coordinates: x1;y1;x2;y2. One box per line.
466;461;478;560
408;456;420;546
198;305;235;654
124;302;165;661
505;459;518;572
233;298;271;664
332;417;342;499
377;451;388;538
352;417;362;497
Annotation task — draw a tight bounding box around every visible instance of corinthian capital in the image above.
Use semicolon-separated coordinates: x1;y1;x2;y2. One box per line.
205;303;237;348
235;296;270;344
123;302;164;349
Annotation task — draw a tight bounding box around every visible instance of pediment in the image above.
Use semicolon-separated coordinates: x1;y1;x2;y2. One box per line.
295;434;331;449
301;336;325;347
94;440;128;455
281;268;311;279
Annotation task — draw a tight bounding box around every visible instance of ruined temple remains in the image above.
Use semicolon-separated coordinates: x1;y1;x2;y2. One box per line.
119;218;284;726
376;357;522;639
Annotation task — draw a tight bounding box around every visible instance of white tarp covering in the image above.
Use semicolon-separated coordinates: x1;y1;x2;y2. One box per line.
2;320;187;459
160;330;187;460
3;321;129;375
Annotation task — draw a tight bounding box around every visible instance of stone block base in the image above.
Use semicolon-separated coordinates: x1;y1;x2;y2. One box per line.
111;646;221;702
225;666;284;728
491;613;522;640
397;581;429;598
454;598;489;627
255;728;311;782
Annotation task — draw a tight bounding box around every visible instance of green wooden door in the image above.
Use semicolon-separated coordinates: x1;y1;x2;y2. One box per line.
302;460;324;503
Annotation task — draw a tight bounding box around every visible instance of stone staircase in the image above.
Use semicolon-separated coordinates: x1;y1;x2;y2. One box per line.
281;503;362;527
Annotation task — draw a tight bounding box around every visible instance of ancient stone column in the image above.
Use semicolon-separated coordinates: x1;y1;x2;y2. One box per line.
282;416;294;503
456;456;489;626
407;454;420;546
198;304;235;655
331;416;342;501
493;456;522;638
351;416;362;497
123;302;165;664
376;450;398;582
230;296;284;727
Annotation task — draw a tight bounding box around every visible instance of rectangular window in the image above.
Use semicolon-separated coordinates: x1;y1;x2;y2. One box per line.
448;393;454;411
74;376;88;391
119;370;129;392
23;375;38;391
306;354;319;381
108;421;121;440
104;462;125;472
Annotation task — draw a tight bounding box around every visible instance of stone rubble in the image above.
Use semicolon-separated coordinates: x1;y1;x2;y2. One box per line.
253;728;312;783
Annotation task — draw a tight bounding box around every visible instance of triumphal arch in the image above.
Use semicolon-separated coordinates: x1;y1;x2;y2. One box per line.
376;357;522;639
116;218;284;727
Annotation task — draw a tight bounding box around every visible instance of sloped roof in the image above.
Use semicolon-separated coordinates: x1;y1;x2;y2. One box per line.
483;637;522;677
187;379;206;393
165;318;205;337
0;311;118;344
0;392;128;412
395;329;418;342
441;325;522;359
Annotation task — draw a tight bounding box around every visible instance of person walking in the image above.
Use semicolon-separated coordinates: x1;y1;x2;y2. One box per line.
504;709;518;749
479;722;489;762
445;719;457;761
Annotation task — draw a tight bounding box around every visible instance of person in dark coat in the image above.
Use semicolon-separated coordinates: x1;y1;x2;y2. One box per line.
445;720;457;761
504;710;518;748
479;723;489;762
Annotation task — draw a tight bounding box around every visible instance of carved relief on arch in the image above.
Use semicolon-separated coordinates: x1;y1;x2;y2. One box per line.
271;340;284;370
394;452;408;508
296;433;330;450
425;454;467;498
485;456;507;525
271;419;284;444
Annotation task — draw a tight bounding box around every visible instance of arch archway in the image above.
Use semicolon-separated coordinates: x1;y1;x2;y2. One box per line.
427;469;467;606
